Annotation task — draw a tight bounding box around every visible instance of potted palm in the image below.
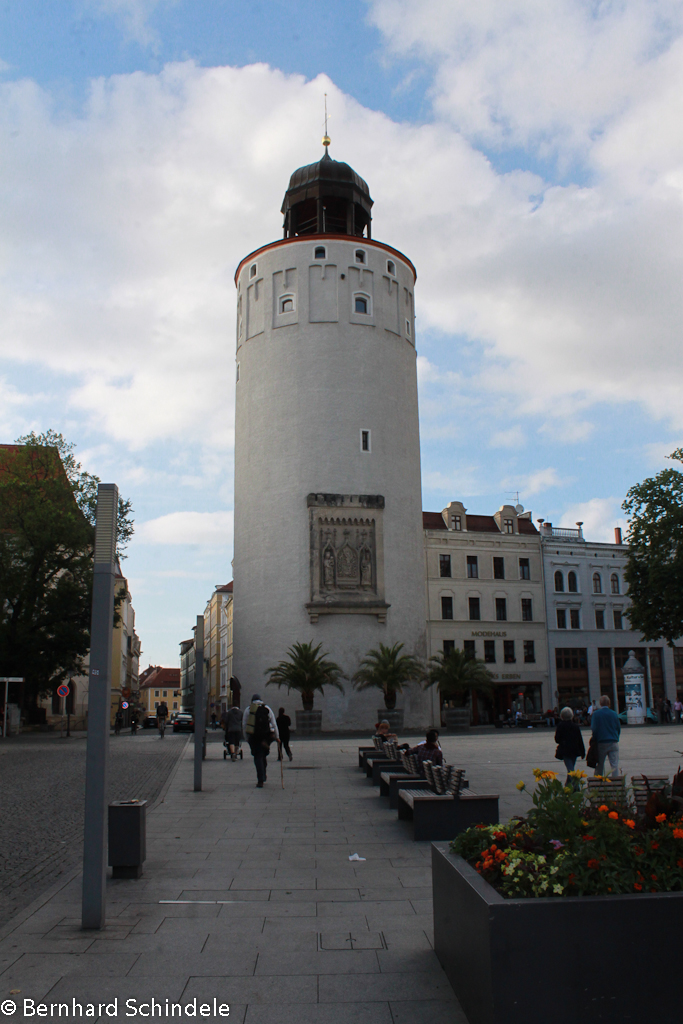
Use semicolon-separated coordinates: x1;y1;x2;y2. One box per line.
266;641;345;734
425;648;494;730
352;642;423;731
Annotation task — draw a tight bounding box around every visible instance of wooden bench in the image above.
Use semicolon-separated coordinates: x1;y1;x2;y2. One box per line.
586;776;628;811
358;745;380;768
631;774;669;815
397;764;498;841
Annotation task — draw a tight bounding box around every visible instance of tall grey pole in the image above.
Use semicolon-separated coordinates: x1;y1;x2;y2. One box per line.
82;484;118;930
194;615;205;792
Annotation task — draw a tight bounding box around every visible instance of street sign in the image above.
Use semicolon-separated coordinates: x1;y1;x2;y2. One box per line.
57;684;70;698
121;701;129;709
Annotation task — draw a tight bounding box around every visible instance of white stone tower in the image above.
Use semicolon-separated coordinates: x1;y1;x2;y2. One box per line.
232;143;428;730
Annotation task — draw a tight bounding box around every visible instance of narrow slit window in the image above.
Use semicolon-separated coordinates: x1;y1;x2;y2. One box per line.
387;260;395;275
355;250;366;264
236;362;240;382
360;429;371;452
250;264;257;278
405;319;411;336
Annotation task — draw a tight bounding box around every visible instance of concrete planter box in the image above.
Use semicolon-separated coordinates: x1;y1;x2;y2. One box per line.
444;708;470;730
432;843;682;1024
295;709;322;735
376;708;404;731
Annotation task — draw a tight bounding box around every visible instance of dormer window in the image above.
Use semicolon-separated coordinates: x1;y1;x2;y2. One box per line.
279;295;295;314
387;260;395;275
451;515;461;531
250;264;257;279
504;518;514;533
354;294;369;314
314;246;326;260
355;250;366;264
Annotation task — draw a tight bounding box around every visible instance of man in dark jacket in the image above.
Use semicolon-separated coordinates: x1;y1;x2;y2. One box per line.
242;695;279;787
554;707;585;783
224;705;242;761
276;708;293;761
409;730;443;773
591;694;621;778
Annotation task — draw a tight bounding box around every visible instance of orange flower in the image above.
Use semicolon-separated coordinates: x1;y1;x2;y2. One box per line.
634;883;642;891
608;811;619;820
655;813;667;823
651;874;658;881
651;842;659;850
673;828;683;839
598;805;609;813
587;858;600;869
624;819;636;830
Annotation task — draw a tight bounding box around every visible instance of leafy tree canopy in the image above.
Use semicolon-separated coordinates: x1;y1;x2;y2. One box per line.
352;642;424;706
425;647;495;702
266;641;345;708
0;432;134;705
622;448;683;644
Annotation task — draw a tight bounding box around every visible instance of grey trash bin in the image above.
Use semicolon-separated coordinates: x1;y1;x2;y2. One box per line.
108;799;147;878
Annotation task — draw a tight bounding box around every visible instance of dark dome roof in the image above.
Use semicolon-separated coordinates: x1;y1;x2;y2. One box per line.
286;152;371;198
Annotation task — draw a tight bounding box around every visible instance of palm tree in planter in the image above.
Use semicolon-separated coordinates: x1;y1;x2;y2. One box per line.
352;642;424;711
425;647;495;724
266;641;345;711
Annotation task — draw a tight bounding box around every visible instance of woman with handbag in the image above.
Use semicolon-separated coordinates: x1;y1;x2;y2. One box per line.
554;707;586;784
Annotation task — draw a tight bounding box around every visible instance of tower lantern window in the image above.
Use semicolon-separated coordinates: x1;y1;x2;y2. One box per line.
355;250;366;264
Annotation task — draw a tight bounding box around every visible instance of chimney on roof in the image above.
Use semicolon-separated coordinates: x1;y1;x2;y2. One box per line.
614;527;622;545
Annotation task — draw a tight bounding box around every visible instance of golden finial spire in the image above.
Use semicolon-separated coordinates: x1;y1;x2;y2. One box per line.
322;93;331;151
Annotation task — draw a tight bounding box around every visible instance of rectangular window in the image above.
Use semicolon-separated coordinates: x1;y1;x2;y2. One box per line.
439;554;452;578
443;639;455;654
441;596;453;620
154;701;159;708
570;609;580;630
463;640;475;660
614;610;623;630
595;609;605;629
524;640;535;663
484;640;495;663
504;519;514;533
556;648;587;671
521;598;533;622
467;556;478;579
496;598;507;621
162;690;167;697
468;597;480;621
452;515;462;531
360;429;370;452
519;557;530;580
493;557;505;580
504;640;516;663
154;690;159;697
173;702;178;709
557;609;567;629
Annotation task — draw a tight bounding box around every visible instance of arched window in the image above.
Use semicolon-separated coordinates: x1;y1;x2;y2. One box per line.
355;249;366;264
354;295;369;314
593;572;602;594
279;295;295;313
568;571;578;593
249;264;257;278
387;260;395;275
314;246;326;260
554;570;564;592
611;573;620;594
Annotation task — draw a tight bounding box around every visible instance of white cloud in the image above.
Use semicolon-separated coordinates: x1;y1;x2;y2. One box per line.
501;466;564;498
558;497;627;543
90;0;170;47
136;510;233;545
490;425;525;449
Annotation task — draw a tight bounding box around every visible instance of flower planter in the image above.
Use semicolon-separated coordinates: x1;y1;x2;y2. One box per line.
432;843;682;1024
376;708;404;731
295;709;322;735
444;707;470;730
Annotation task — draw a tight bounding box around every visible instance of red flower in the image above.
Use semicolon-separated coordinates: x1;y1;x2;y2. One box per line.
651;842;659;850
651;874;658;881
655;813;667;823
582;835;595;842
587;859;600;870
673;828;683;839
608;811;619;820
634;883;642;891
676;859;683;869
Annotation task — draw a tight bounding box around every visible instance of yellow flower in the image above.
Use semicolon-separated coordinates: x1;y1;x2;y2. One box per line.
540;771;558;780
568;769;587;779
532;768;543;779
563;787;571;794
516;781;526;791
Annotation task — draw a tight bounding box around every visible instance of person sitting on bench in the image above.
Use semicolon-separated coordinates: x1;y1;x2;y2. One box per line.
408;729;443;773
374;719;398;743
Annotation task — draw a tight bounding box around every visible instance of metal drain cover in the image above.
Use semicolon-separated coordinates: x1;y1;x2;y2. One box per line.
287;765;320;770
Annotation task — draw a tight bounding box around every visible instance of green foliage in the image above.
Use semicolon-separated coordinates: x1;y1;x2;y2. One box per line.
266;641;345;708
352;642;423;708
16;431;134;558
451;770;683;898
424;647;494;702
622;448;683;644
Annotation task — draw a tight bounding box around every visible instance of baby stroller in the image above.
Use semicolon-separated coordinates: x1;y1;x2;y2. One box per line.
223;733;243;760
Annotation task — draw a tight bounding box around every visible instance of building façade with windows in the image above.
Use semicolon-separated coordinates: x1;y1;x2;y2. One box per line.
424;501;550;722
541;522;683;712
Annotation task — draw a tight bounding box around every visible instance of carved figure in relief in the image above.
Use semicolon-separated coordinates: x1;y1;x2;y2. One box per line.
359;546;372;588
337;531;359;581
322;545;335;588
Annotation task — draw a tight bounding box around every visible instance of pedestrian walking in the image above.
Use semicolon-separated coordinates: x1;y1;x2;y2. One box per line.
224;704;243;760
675;698;683;724
243;694;279;787
211;712;217;730
590;695;621;778
554;707;586;784
276;708;293;761
664;699;673;724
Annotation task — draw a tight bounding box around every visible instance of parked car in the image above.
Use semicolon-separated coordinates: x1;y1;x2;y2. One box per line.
173;712;194;733
143;713;157;729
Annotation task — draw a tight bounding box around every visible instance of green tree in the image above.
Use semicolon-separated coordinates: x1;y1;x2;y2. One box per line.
622;448;683;644
0;433;134;709
352;642;423;710
266;641;345;710
424;647;495;707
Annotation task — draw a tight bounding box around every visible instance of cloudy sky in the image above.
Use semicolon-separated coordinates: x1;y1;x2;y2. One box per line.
1;0;681;666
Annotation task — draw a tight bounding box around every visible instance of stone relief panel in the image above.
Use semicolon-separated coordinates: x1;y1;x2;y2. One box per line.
307;494;389;623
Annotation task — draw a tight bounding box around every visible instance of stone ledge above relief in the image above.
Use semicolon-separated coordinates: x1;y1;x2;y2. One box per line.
307;493;385;509
305;600;390;624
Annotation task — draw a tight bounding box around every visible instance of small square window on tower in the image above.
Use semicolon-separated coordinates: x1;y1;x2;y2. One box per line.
355;249;366;264
360;429;371;452
387;260;396;275
314;246;326;260
355;294;370;314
